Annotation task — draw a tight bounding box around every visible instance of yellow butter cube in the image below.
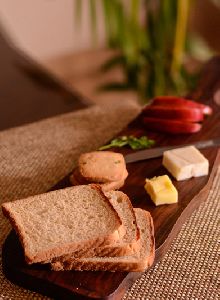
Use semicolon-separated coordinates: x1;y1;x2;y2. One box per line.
145;175;178;206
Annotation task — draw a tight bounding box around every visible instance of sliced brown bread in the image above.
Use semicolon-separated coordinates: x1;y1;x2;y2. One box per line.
2;184;125;264
70;168;126;192
51;208;155;272
79;151;128;183
51;191;140;263
101;191;140;256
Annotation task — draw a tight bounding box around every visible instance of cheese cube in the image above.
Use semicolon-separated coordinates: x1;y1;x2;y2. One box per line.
162;146;209;181
145;175;178;206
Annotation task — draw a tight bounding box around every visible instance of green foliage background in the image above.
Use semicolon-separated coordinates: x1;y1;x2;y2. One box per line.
75;0;213;102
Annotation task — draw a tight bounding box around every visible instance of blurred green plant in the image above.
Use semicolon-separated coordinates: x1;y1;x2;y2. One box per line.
75;0;211;102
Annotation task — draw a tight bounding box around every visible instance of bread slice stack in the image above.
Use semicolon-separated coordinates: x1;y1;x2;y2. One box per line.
70;151;128;192
2;184;155;272
52;208;155;272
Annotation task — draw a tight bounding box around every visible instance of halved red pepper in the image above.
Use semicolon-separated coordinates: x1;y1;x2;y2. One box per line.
142;117;202;134
143;105;204;122
152;96;212;115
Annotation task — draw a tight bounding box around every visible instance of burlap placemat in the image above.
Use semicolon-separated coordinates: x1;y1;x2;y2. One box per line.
123;164;220;300
0;100;140;299
0;100;219;299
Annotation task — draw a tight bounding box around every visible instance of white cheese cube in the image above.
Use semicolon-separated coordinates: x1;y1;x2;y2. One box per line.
162;146;209;181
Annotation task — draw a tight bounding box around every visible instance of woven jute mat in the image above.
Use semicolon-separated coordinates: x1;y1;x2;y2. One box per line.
123;164;220;300
0;101;219;299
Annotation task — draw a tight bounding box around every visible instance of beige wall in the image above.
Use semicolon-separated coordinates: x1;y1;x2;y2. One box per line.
0;0;219;62
0;0;105;61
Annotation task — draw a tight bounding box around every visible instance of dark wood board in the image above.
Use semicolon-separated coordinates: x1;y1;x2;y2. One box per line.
2;57;220;300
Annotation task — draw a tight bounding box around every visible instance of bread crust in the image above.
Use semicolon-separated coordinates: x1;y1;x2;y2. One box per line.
2;185;125;264
52;258;150;272
146;210;155;267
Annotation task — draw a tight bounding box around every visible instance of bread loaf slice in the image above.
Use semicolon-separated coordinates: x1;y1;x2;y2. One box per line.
51;208;155;272
2;185;124;264
102;191;140;256
51;191;139;263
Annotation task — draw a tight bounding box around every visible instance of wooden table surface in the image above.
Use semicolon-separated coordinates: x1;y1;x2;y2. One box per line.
44;49;138;105
0;28;90;131
0;24;140;132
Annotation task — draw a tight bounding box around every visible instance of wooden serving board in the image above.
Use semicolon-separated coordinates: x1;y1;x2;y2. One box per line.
2;57;220;300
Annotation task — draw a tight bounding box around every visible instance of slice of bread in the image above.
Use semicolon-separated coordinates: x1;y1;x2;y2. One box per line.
70;168;126;192
79;151;128;183
101;191;140;256
51;191;139;263
2;185;125;264
51;208;155;272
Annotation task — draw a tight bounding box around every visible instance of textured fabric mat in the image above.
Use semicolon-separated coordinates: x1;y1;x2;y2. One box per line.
0;100;140;299
0;100;219;300
123;163;220;300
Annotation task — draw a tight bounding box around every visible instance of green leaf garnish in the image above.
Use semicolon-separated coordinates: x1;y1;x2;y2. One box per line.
99;135;155;151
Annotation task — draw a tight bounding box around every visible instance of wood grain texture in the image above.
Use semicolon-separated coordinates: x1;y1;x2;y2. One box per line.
2;57;220;300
